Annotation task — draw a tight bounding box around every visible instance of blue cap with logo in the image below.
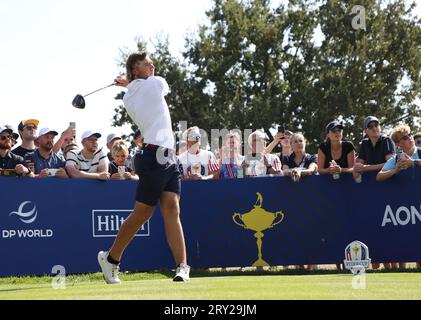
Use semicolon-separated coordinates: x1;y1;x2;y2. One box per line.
326;121;344;133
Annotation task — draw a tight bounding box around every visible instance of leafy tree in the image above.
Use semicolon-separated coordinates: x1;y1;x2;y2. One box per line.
112;0;421;153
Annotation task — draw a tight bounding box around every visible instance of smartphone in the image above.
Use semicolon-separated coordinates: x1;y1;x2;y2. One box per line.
278;125;285;134
69;122;76;129
47;169;58;177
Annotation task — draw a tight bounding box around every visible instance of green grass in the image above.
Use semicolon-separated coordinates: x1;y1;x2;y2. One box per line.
1;270;421;300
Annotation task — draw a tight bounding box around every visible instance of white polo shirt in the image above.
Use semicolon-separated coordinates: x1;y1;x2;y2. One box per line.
123;76;174;150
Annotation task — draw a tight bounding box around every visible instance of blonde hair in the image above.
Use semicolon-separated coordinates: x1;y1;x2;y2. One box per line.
111;141;129;157
390;125;411;143
290;132;306;145
225;132;241;146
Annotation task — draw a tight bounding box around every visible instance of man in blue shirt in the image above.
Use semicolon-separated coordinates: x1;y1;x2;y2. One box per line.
28;128;68;178
377;124;421;182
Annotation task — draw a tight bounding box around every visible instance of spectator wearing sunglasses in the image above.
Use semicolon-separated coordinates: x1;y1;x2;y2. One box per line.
0;126;33;177
377;125;421;182
12;119;39;158
5;125;19;148
318;121;356;178
353;116;396;182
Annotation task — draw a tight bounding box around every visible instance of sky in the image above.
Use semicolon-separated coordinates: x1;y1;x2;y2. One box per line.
0;0;213;148
1;0;420;148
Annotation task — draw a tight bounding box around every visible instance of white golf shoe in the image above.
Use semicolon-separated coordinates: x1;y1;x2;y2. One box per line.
173;263;190;282
97;251;121;284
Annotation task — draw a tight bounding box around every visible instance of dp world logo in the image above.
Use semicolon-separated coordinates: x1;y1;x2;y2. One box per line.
9;201;38;224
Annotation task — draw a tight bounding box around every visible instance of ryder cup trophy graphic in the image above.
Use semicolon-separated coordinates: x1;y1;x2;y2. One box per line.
232;192;285;267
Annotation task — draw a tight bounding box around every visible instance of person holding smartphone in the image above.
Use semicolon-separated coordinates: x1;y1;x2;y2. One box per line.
53;123;77;156
265;125;294;161
377;124;421;182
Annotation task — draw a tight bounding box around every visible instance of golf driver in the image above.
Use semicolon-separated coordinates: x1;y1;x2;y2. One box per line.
72;82;116;109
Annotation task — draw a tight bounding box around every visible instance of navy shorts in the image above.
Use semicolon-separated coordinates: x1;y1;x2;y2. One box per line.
135;146;181;206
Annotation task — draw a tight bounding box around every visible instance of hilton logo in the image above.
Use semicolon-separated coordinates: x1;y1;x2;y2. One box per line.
92;210;150;238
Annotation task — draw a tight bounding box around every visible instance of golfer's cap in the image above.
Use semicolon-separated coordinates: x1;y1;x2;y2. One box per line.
248;130;269;146
36;128;58;140
363;116;380;129
133;129;142;140
107;133;121;144
0;126;14;135
326;121;344;133
81;131;101;141
18;119;39;131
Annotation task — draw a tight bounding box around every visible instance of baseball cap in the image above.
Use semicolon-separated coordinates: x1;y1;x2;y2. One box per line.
81;131;101;141
18;119;40;131
326;121;344;133
363;116;380;129
0;126;13;135
107;133;122;144
36;128;59;140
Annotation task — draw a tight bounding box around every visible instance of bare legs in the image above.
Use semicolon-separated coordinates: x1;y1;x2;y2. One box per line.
108;192;186;266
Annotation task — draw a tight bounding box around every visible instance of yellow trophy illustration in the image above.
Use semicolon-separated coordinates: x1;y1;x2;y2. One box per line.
232;192;285;267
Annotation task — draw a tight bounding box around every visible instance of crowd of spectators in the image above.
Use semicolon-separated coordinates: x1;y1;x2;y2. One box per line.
1;116;420;270
1;116;420;182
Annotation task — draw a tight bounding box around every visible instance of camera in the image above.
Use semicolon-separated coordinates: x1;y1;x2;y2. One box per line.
278;125;285;134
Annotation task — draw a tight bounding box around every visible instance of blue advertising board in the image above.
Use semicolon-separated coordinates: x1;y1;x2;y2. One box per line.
0;168;420;277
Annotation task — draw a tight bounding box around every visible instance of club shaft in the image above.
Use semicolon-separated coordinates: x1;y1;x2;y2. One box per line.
83;83;115;98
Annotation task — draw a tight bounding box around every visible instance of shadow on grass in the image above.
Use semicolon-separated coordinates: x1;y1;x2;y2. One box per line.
128;266;421;279
1;266;420;284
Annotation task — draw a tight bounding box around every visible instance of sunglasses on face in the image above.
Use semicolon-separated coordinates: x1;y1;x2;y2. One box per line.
400;133;412;142
24;126;37;131
0;135;12;141
415;139;421;146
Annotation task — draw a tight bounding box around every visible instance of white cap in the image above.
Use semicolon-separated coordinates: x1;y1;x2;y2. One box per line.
81;131;101;141
247;130;268;146
0;126;13;135
107;133;121;144
36;128;58;139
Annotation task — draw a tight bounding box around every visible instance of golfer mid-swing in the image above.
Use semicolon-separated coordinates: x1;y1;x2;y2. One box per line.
98;52;190;283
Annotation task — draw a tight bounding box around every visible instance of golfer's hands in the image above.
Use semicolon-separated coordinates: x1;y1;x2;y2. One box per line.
114;76;129;88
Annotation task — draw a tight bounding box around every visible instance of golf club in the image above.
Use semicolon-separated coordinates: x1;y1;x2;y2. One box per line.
72;82;116;109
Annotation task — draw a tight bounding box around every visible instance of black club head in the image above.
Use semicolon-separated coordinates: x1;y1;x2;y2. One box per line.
72;94;85;109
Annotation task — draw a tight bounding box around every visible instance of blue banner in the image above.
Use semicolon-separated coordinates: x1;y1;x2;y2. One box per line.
1;168;420;277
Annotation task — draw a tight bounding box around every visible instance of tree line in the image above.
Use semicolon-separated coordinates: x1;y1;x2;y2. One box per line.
112;0;421;153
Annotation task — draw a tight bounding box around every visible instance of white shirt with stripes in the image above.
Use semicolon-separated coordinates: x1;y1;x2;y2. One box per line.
65;148;108;173
178;149;219;178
